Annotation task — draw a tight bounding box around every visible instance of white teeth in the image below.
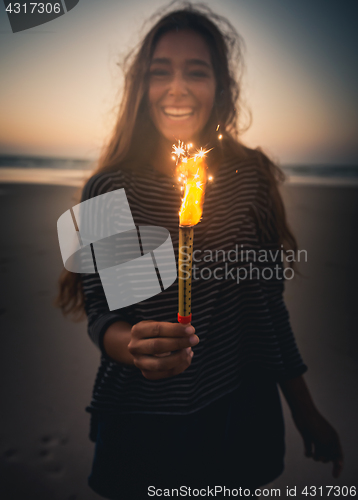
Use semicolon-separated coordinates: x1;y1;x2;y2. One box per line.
163;107;194;118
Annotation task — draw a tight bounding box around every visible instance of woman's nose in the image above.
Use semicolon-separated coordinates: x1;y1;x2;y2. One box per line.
168;72;188;97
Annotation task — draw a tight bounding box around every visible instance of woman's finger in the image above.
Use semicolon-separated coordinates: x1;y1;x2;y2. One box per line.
332;457;344;478
331;444;344;478
130;334;199;356
131;321;195;340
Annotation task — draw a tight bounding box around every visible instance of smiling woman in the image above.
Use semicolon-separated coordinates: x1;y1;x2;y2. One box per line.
55;3;343;499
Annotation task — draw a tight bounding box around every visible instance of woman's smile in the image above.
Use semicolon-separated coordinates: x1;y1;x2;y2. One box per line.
162;106;195;120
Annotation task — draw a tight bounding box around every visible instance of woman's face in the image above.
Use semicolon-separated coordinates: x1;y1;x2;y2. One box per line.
148;29;216;144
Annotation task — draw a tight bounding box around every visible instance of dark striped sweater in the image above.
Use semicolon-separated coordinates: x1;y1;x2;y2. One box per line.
80;146;308;441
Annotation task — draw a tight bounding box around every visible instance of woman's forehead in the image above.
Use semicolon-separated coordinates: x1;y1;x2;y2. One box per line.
151;29;212;65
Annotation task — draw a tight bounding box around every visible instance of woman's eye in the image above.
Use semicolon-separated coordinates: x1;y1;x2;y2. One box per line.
188;71;209;78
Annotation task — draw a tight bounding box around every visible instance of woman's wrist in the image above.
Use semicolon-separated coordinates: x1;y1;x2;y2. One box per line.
279;375;318;417
103;320;135;365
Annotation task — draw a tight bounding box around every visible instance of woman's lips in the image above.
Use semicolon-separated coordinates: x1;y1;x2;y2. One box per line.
162;107;194;120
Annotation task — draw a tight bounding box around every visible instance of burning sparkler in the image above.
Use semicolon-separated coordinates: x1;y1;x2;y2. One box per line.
173;142;210;324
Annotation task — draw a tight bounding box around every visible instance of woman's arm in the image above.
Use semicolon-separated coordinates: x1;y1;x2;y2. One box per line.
279;374;316;415
279;375;344;478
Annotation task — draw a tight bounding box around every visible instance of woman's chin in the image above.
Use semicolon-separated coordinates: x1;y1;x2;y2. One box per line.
163;130;199;145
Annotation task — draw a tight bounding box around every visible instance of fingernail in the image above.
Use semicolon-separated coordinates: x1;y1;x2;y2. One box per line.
185;326;195;335
189;335;199;345
186;347;192;354
190;351;194;357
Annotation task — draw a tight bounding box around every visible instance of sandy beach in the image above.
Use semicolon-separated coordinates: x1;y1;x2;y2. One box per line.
0;176;357;499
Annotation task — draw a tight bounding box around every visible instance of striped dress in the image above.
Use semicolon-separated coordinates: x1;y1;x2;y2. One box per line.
80;144;308;442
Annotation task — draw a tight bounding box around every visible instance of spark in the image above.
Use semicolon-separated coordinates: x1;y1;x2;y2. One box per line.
195;148;206;159
172;140;186;159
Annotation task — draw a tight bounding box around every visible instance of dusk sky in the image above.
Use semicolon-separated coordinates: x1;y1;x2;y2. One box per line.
0;0;357;164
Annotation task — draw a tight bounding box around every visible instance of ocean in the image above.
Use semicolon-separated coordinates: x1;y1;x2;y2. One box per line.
0;155;94;170
1;154;358;183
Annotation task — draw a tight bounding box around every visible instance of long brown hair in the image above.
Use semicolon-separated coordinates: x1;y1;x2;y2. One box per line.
54;2;298;321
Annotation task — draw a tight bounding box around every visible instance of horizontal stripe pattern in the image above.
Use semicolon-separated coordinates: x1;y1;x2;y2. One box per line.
79;147;307;440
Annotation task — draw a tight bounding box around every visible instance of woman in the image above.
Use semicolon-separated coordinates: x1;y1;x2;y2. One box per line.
56;4;343;499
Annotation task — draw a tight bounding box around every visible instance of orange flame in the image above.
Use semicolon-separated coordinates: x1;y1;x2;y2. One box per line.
175;148;208;226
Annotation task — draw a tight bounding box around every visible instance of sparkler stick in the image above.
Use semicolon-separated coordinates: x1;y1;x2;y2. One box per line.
178;225;194;323
173;143;210;325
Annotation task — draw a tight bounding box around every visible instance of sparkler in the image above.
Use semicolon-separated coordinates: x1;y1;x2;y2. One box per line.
173;142;211;324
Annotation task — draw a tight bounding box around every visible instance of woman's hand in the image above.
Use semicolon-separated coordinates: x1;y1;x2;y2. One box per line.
128;320;199;380
291;407;344;478
279;375;344;478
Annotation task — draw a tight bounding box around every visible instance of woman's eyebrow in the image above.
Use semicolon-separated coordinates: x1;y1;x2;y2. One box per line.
150;58;211;67
186;59;211;67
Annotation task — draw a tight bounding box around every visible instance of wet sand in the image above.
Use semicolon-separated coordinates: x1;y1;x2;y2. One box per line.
0;179;357;499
